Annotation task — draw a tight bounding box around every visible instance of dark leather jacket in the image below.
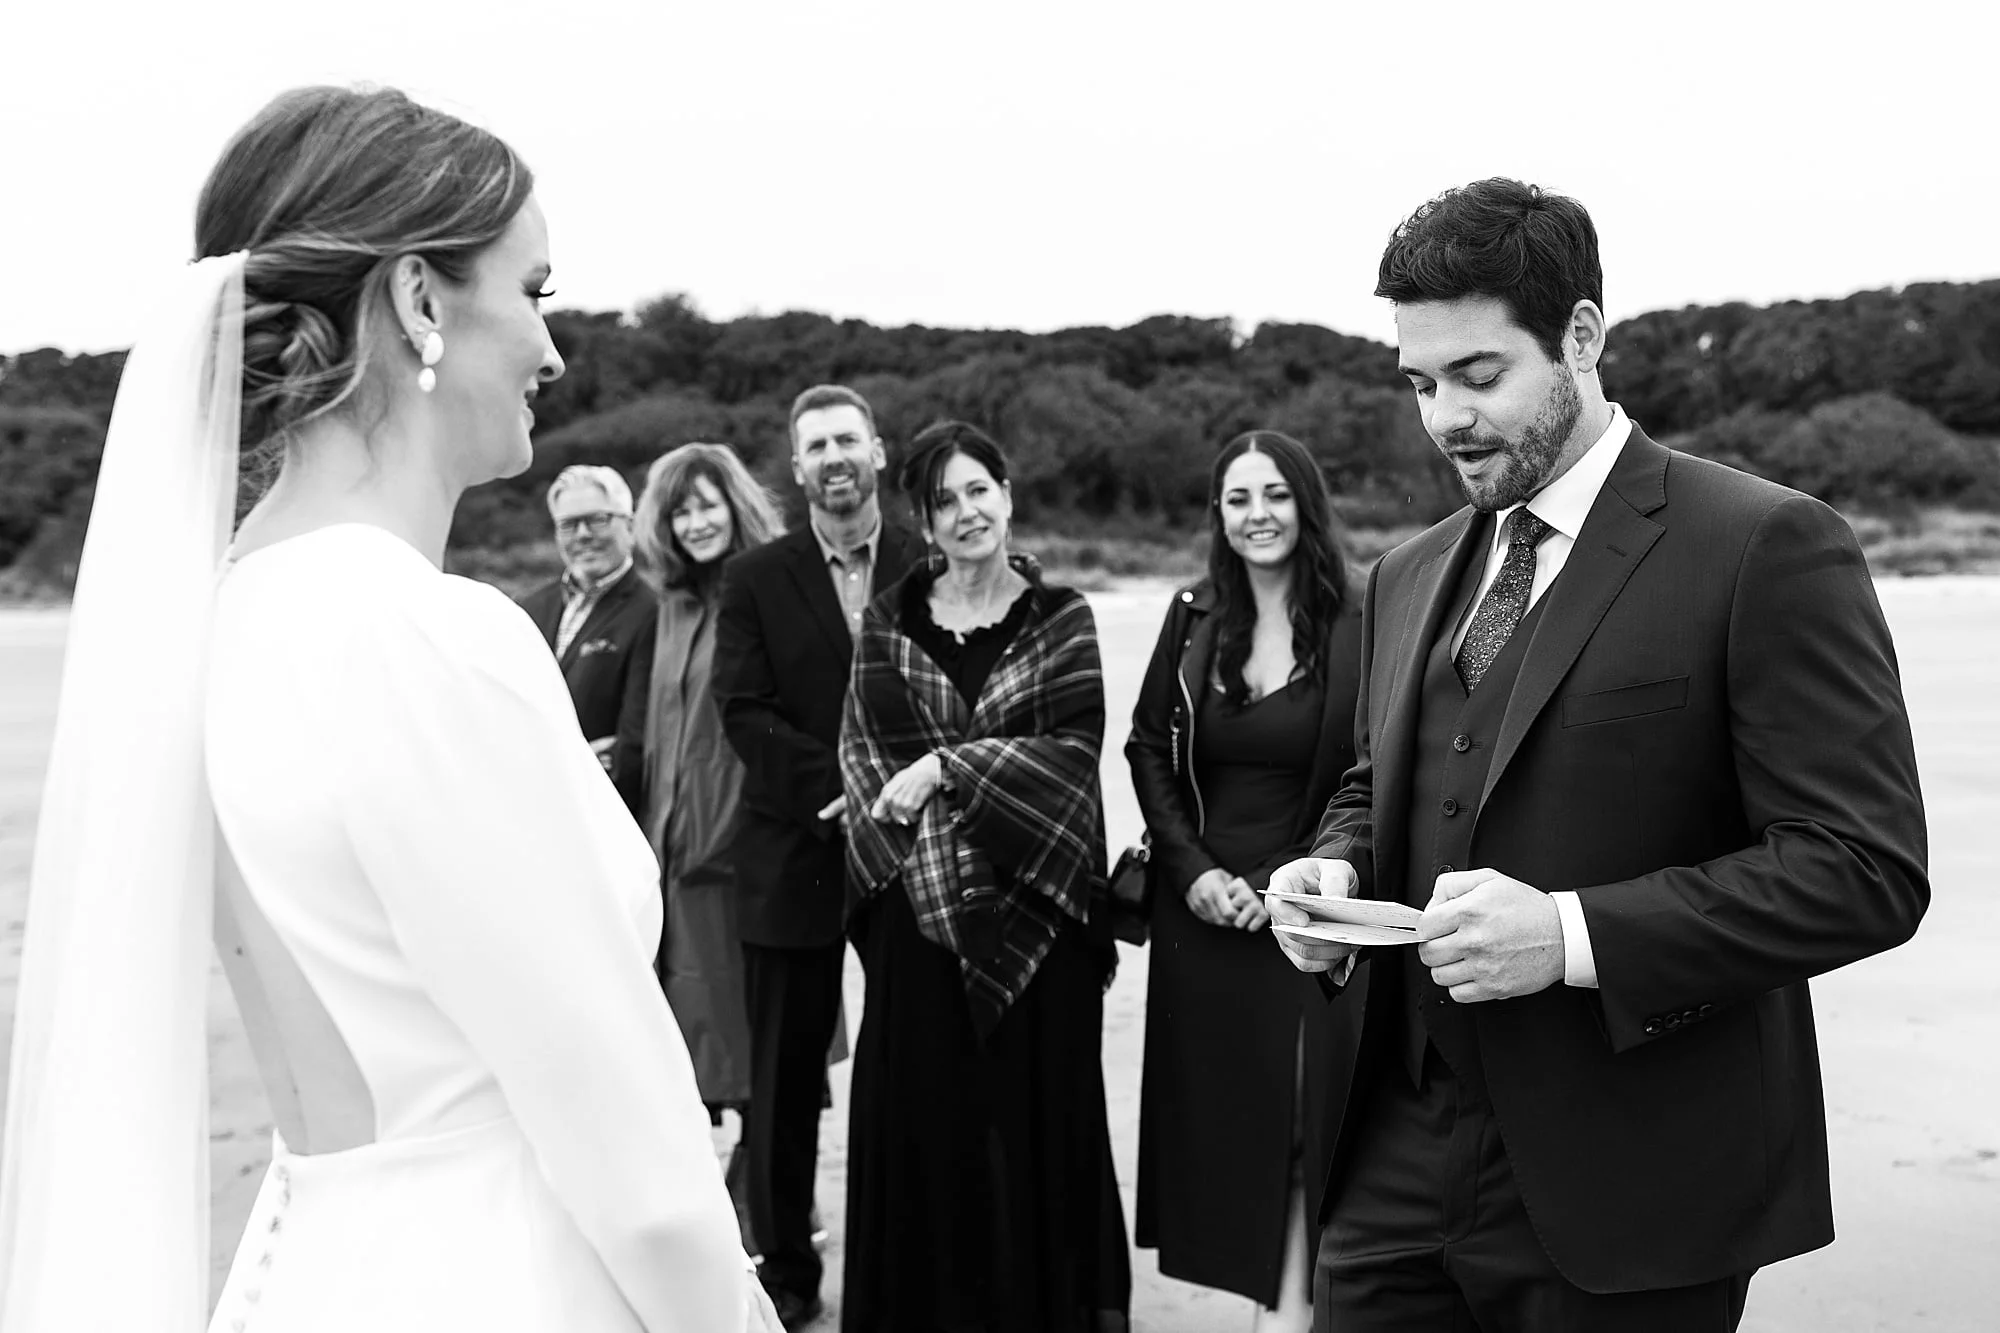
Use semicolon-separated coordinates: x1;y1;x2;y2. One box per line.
1123;579;1366;899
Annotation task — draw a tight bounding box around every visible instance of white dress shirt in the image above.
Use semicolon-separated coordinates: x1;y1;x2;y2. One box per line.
1450;404;1631;988
1450;405;1631;656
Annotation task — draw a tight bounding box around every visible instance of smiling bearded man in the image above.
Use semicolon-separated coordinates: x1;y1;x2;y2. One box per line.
1264;178;1929;1333
709;384;925;1328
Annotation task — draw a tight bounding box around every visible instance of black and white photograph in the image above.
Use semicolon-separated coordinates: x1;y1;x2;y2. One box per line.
1;3;1995;1330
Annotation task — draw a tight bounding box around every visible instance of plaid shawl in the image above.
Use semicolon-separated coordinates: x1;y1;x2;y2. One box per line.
840;569;1107;1035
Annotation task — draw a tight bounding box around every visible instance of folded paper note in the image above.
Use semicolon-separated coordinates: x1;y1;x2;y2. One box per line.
1263;891;1422;947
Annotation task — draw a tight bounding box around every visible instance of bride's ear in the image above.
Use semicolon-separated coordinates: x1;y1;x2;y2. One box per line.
386;253;443;350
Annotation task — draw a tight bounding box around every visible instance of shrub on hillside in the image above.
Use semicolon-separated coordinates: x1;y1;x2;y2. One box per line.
1677;394;1998;508
0;406;106;567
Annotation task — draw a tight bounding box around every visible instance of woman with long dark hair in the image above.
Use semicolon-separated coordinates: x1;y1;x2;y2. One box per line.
1127;430;1365;1330
838;420;1131;1332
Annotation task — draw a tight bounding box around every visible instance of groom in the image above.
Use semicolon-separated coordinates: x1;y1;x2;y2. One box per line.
1270;179;1929;1331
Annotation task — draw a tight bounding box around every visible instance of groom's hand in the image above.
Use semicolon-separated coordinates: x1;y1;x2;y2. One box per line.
1417;868;1565;1002
1265;857;1360;974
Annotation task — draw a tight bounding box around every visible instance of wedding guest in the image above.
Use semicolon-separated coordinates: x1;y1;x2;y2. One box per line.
619;442;785;1240
518;464;656;813
838;420;1131;1333
712;385;923;1327
0;83;769;1331
1127;430;1365;1330
1271;178;1928;1331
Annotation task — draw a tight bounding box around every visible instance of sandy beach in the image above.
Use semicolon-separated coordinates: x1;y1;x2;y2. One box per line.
2;577;1995;1330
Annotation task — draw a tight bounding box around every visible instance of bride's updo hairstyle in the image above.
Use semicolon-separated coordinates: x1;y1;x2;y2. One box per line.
194;85;533;455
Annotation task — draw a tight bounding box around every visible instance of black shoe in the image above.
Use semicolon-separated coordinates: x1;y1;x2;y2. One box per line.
766;1288;824;1330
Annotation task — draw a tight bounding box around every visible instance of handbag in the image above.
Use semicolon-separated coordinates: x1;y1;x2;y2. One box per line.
1105;834;1154;946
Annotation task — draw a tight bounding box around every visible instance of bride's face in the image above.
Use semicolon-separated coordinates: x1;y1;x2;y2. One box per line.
426;196;565;483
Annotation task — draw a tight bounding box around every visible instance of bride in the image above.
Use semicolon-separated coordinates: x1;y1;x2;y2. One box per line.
0;86;779;1332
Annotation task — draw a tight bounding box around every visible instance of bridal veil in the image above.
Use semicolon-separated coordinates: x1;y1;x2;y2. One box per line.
0;253;246;1330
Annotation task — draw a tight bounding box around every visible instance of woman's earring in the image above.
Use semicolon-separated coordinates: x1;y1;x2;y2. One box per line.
416;330;444;393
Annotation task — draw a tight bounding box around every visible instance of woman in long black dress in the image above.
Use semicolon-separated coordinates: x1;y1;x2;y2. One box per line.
839;420;1130;1333
1127;430;1365;1330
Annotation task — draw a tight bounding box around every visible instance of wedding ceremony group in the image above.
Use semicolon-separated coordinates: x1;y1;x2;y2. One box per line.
0;83;1934;1333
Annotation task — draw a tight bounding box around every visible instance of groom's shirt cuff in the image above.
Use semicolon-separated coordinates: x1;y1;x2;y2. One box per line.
1551;891;1599;988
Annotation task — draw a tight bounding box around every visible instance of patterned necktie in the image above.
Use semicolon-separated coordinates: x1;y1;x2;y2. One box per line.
1456;508;1554;691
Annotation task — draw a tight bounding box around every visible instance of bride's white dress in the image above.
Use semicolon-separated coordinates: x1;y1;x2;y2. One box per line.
202;523;744;1333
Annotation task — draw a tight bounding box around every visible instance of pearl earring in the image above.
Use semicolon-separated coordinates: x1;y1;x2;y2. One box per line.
415;330;444;393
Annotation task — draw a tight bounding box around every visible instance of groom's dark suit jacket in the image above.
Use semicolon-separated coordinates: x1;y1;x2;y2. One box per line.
518;566;657;816
712;523;923;948
1313;425;1928;1293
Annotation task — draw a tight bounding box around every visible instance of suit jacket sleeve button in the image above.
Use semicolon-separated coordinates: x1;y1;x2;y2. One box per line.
1698;1004;1714;1018
1664;1013;1682;1030
1644;1018;1663;1036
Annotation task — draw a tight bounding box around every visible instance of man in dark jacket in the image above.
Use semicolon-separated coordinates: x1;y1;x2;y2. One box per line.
1270;179;1929;1332
518;464;656;816
712;385;922;1327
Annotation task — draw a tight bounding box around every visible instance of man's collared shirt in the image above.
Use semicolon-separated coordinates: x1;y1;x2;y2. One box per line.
1449;404;1632;656
555;558;633;659
811;513;883;635
1444;403;1633;993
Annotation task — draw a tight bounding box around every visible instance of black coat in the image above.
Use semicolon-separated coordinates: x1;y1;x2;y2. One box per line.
711;524;923;948
1314;426;1929;1293
518;565;657;816
1125;578;1367;1303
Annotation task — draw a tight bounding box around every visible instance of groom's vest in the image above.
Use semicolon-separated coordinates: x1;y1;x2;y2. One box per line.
1395;518;1553;1087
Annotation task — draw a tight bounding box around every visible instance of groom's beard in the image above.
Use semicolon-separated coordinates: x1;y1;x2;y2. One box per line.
1443;369;1583;513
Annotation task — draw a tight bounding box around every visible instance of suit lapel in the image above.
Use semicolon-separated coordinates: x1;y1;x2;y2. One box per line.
559;568;638;670
525;586;561;649
782;530;855;656
1479;430;1670;810
1374;510;1488;871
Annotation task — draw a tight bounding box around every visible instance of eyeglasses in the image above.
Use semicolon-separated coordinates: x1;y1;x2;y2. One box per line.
555;512;627;537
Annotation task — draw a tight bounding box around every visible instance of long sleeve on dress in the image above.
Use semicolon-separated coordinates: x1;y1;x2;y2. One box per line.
328;581;747;1333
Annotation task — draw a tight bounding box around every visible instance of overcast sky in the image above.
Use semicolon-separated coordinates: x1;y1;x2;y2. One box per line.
8;0;1995;355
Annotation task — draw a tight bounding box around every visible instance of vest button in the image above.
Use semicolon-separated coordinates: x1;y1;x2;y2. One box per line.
1453;734;1472;752
1437;863;1454;875
1441;798;1459;816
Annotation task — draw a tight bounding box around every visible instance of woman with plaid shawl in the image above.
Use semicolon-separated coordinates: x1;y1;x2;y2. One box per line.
837;421;1131;1332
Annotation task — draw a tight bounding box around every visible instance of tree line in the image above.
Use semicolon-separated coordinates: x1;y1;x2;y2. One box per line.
3;279;1996;591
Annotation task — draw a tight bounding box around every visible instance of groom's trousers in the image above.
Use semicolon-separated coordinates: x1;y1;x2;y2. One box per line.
1313;1040;1753;1332
742;939;845;1301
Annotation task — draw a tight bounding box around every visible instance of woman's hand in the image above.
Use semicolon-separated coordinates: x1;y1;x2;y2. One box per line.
1228;875;1269;932
1184;868;1238;926
869;752;943;826
1187;869;1267;929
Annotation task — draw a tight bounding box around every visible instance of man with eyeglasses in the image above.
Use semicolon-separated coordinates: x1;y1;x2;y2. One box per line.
519;464;658;816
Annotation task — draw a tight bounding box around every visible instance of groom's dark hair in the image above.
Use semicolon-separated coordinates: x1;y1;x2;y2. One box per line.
1375;178;1603;363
